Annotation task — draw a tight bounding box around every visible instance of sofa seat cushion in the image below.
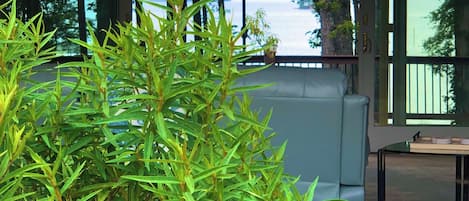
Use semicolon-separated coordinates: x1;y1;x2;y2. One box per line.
249;97;343;183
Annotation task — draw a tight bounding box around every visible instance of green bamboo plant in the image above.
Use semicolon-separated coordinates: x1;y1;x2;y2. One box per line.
0;0;61;200
0;0;318;200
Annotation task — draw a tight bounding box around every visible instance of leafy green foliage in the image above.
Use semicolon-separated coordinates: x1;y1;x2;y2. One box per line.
306;28;322;48
313;0;342;12
14;0;80;55
246;9;280;50
423;0;455;57
0;0;318;200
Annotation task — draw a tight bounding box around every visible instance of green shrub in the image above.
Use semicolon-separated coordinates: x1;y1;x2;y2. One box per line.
0;0;317;200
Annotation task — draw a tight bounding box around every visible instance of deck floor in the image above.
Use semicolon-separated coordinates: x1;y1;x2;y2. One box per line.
366;153;456;201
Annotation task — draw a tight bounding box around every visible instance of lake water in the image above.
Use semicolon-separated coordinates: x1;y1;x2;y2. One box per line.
140;0;321;55
226;0;321;55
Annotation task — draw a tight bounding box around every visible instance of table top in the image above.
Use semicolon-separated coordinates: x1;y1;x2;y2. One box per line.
381;141;469;155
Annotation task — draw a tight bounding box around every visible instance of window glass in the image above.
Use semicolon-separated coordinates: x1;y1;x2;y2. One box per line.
42;1;80;55
14;0;101;56
85;0;97;44
406;0;443;56
379;0;469;126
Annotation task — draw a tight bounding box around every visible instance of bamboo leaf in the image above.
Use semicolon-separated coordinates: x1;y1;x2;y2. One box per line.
193;164;236;182
111;94;157;101
26;147;50;170
221;105;235;120
304;177;319;201
93;111;147;125
193;103;207;113
64;108;100;116
0;152;9;179
38;30;56;50
138;183;181;197
39;134;58;152
184;175;195;194
274;141;288;162
121;175;180;184
220;142;240;166
166;79;206;100
51;148;62;177
102;101;110;117
0;177;17;196
24;81;53;94
266;167;284;196
183;192;196;201
60;162;86;193
229;83;274;94
0;0;12;11
4;192;35;201
22;172;48;180
65;136;94;155
105;153;137;164
0;163;49;183
156;112;169;140
234;114;271;129
182;0;211;20
1;173;24;199
101;126;118;147
143;132;154;171
57;61;98;69
77;189;102;201
5;0;15;38
207;83;222;103
76;182;116;194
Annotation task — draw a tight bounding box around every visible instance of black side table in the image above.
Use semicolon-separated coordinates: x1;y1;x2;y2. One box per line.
378;141;469;201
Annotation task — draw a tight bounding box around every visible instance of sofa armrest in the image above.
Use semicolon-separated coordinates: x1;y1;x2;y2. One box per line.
341;95;369;186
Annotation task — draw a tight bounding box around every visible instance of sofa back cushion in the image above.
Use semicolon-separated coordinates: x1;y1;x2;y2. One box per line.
238;68;346;98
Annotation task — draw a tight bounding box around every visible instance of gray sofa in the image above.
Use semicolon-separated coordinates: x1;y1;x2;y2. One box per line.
238;67;369;201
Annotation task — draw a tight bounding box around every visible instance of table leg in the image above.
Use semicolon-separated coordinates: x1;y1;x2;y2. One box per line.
455;155;469;201
464;156;469;201
378;149;385;201
457;156;462;201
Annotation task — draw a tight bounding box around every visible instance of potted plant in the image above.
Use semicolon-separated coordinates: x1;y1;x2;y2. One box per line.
0;0;321;200
246;8;280;65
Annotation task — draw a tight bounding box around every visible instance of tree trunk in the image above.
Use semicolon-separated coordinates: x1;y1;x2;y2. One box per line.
78;0;87;55
315;0;353;56
96;0;117;44
218;0;225;16
454;0;469;125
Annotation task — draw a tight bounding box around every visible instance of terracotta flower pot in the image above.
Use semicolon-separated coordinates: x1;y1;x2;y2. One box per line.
264;45;277;65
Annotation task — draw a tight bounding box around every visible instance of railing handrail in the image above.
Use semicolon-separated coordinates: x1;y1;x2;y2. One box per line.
378;56;469;64
406;56;469;64
247;55;358;64
50;55;469;65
